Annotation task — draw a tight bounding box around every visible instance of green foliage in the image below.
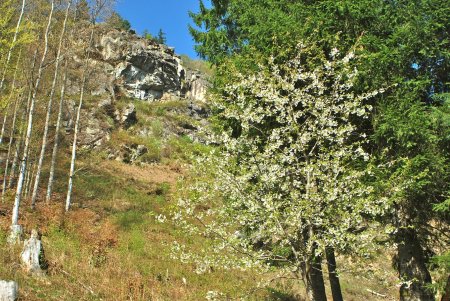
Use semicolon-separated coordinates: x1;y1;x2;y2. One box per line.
190;0;449;93
75;0;91;22
142;29;154;41
190;0;449;295
142;28;167;45
430;251;450;296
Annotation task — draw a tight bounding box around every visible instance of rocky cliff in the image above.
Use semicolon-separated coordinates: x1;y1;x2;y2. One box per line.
86;27;209;102
64;26;210;152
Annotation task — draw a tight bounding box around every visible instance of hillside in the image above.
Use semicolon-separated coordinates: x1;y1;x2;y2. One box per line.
1;98;400;301
0;26;402;301
0;1;448;301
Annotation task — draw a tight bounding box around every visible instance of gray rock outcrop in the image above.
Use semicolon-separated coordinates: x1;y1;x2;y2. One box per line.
184;70;209;102
85;27;209;102
118;144;148;164
0;281;18;301
117;103;137;128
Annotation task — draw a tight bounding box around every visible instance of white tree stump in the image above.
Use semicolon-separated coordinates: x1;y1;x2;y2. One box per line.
20;229;45;275
0;280;18;301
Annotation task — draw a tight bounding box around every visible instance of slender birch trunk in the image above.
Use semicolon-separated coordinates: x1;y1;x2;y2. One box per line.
24;156;36;200
11;0;54;227
8;137;20;188
0;0;26;93
30;0;72;209
0;105;9;144
2;97;23;199
65;26;95;212
9;48;39;189
2;54;23;202
46;60;68;202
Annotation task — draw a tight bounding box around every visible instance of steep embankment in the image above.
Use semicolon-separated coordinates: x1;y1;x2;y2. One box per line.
0;28;399;300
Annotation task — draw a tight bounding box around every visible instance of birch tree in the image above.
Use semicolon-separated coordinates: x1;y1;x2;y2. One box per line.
1;52;23;201
10;0;54;240
65;0;115;211
65;29;92;211
8;47;39;189
30;0;72;208
45;59;68;202
0;0;26;93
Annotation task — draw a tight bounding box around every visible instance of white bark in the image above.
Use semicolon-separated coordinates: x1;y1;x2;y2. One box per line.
9;49;39;189
1;52;22;201
0;106;9;144
30;0;72;209
2;97;22;202
8;109;25;189
24;156;35;200
11;0;54;226
0;0;26;93
46;60;68;202
65;27;94;212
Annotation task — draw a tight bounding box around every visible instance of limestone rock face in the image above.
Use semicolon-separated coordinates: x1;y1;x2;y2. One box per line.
91;29;182;101
86;27;209;102
0;281;18;301
78;110;112;149
20;230;47;275
69;26;211;149
184;70;209;102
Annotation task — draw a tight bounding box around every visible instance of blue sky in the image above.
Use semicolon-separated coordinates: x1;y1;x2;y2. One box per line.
116;0;207;58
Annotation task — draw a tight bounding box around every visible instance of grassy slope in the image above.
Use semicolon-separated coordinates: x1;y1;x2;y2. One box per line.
0;99;399;300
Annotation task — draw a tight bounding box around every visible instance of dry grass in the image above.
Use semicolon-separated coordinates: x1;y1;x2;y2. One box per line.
0;154;400;300
0;157;268;300
0;97;400;301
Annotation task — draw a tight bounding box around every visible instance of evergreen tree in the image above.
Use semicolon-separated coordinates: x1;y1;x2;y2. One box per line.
189;0;450;299
156;28;166;44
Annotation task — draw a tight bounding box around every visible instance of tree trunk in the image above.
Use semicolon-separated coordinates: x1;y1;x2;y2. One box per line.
46;60;68;202
325;247;343;301
65;26;94;211
301;249;327;301
9;48;39;189
1;53;22;201
0;0;26;92
0;106;9;144
11;0;54;226
2;97;22;201
30;0;72;209
24;156;36;200
397;227;435;301
8;111;24;189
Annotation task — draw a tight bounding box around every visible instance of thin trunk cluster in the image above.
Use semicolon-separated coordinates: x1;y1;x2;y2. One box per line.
12;0;55;226
0;0;112;239
31;0;72;209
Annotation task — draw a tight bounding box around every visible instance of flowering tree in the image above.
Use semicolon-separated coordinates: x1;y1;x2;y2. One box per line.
174;44;383;300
